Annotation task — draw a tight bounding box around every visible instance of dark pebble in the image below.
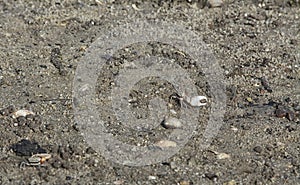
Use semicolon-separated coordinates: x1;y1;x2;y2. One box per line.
62;161;70;169
290;39;297;45
66;176;72;181
72;124;80;132
294;104;300;111
205;173;218;180
52;158;62;168
86;147;95;154
253;146;263;153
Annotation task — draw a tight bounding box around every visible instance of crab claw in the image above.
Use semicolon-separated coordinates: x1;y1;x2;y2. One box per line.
190;96;207;107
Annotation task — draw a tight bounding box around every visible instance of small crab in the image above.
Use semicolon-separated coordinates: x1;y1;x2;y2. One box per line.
20;153;51;168
170;91;207;108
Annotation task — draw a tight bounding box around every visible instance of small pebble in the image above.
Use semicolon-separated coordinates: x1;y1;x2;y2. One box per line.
180;180;190;185
208;0;223;7
66;176;72;181
113;180;125;185
154;140;177;148
223;180;236;185
161;117;182;129
275;108;286;118
52;158;62;168
169;109;177;115
148;175;156;180
294;104;300;111
246;97;253;103
253;146;263;153
216;153;231;160
275;107;295;121
230;126;238;132
170;161;177;169
210;150;231;159
17;116;26;125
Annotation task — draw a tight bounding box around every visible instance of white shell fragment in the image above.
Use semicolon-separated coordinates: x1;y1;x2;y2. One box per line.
210;150;231;159
161;117;182;129
154;140;177;148
12;109;35;119
189;95;207;107
216;153;231;160
169;109;177;115
148;176;157;180
230;126;238;132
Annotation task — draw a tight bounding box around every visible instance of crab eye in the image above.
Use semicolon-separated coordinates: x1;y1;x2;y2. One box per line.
190;96;207;107
199;98;207;104
40;157;47;164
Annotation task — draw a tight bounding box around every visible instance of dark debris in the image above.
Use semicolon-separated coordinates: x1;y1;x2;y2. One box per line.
50;48;67;76
275;106;295;121
10;139;46;156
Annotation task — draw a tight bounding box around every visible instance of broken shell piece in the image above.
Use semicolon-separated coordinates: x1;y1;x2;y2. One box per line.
161;117;182;129
154;140;177;148
12;109;35;119
230;126;238;132
210;150;231;159
169;109;177;115
189;96;207;107
216;153;231;160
